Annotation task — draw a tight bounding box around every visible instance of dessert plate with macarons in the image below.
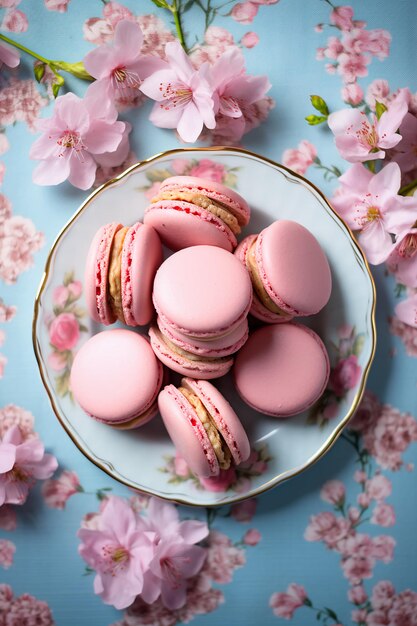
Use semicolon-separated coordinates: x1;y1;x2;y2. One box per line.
33;147;376;507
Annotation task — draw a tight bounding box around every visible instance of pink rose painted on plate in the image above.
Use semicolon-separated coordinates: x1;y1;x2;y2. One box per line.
46;271;87;399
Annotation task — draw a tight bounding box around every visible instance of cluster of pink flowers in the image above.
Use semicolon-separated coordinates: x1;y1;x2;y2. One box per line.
0;78;48;131
315;4;390;101
0;424;57;506
0;538;15;569
42;469;81;509
112;527;247;626
0;298;16;378
29;10;272;189
0;191;44;284
270;583;308;620
366;581;417;626
78;495;209;611
0;584;54;626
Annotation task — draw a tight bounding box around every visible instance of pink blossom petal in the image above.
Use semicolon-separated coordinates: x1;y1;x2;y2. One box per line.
94;122;131;168
226;74;271;104
83;120;125;154
338;163;373;192
0;41;20;68
67;152;97;190
32;154;71;186
147;497;179;533
177;102;204;142
395;294;417;328
378;89;409;146
165;41;194;84
0;443;16;472
83;46;120;80
55;93;89;134
149;101;182;129
29;131;61;160
358;220;395;265
328;108;364;136
179;520;209;544
101;495;137;540
140;68;176;101
2;425;22;445
113;19;144;63
369;162;401;196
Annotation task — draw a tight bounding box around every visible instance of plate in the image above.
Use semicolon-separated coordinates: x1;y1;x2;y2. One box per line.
33;147;376;507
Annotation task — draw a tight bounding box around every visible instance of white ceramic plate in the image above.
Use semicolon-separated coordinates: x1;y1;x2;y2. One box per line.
33;147;376;507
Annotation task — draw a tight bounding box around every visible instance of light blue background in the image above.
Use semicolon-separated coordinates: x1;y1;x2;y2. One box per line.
1;1;416;624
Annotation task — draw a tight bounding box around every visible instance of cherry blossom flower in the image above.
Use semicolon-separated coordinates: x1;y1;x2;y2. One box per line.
140;41;215;143
0;584;54;625
387;225;417;288
1;8;28;33
0;41;19;69
84;20;164;111
204;529;245;584
0;404;35;440
349;390;381;433
42;470;81;509
371;503;396;527
320;480;346;505
330;5;354;31
304;511;351;549
243;529;261;546
30;92;130;190
0;505;17;530
331;162;417;264
0;78;47;131
348;585;367;605
389;315;417;357
241;32;259;48
208;48;270;123
336;52;369;83
0;212;45;284
78;496;152;610
395;293;417;329
393;112;417;174
327;89;408;162
366;79;391;110
188;159;226;183
270;583;308;619
341;82;363;105
0;539;15;569
282;140;317;175
231;2;258;24
190;26;238;67
44;0;71;11
0;425;57;506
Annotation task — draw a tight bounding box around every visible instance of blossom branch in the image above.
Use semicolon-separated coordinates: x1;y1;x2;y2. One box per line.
0;33;92;97
150;0;188;51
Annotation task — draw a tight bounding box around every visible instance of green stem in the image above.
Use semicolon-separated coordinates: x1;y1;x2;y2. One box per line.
399;178;417;197
366;160;376;173
0;33;49;64
171;0;188;52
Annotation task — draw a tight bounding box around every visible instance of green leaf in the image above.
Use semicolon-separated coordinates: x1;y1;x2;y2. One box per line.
151;0;170;7
34;63;46;83
375;100;387;120
63;270;74;286
310;94;329;116
146;168;173;183
54;60;93;81
325;607;339;621
223;172;237;188
182;0;194;10
352;333;365;357
305;114;328;126
83;566;94;576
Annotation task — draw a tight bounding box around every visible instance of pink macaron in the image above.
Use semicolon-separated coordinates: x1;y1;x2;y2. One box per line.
70;329;163;429
85;221;162;326
234;323;330;417
158;377;251;478
150;245;252;379
144;175;251;252
235;220;332;322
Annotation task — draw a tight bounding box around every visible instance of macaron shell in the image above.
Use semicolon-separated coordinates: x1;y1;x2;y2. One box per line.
257;220;332;316
149;326;233;380
159;385;219;477
234;323;330;417
144;201;236;252
70;329;163;424
122;222;162;326
153;245;252;337
84;222;122;325
182;378;250;466
159;175;250;225
157;316;249;357
235;235;293;324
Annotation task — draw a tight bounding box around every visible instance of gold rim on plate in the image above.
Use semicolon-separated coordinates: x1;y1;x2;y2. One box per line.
32;146;377;507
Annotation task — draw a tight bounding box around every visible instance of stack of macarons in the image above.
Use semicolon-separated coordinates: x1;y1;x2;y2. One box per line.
70;172;333;480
